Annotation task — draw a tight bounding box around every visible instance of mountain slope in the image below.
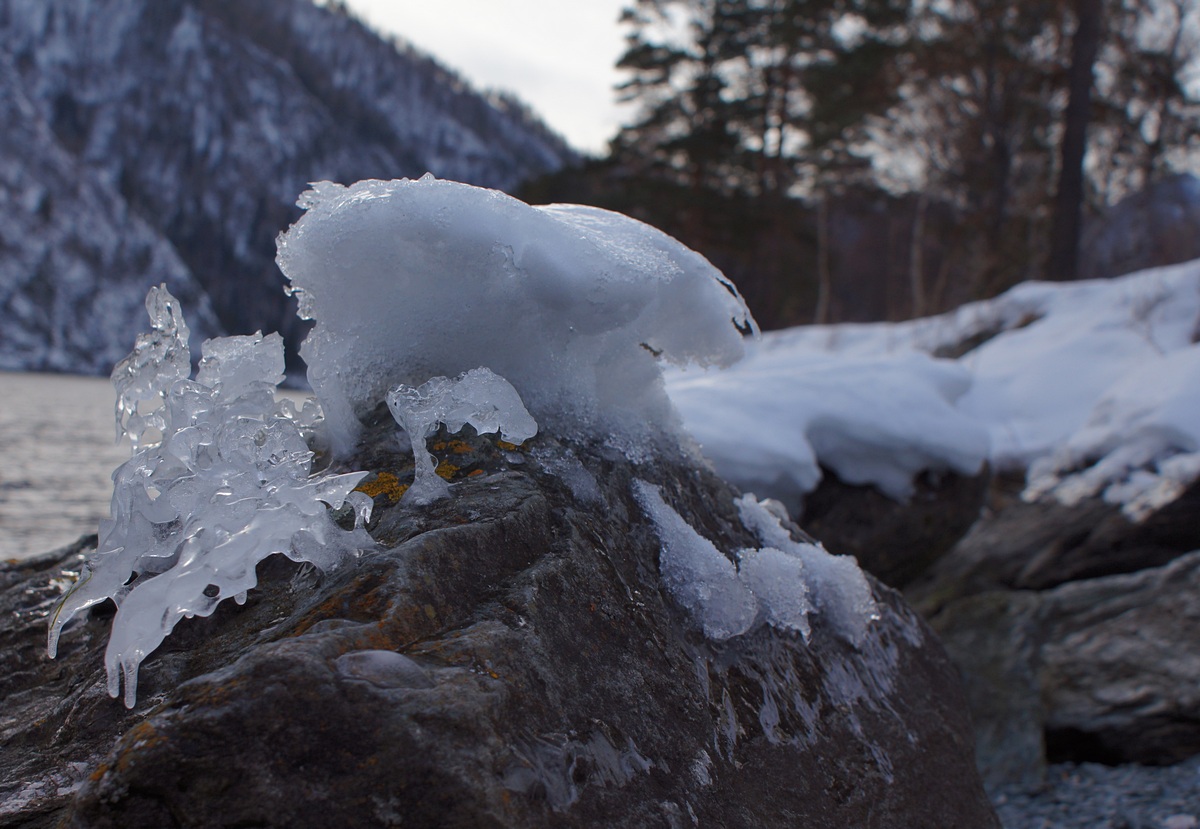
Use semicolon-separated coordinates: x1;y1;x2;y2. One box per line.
0;0;577;372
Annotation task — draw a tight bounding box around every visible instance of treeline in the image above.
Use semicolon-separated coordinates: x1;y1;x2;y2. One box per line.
522;0;1200;328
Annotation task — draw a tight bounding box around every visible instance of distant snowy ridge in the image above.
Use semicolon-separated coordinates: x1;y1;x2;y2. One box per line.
667;259;1200;518
0;0;577;375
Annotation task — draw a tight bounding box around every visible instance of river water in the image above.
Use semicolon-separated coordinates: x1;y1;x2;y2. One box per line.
0;372;129;561
0;372;309;562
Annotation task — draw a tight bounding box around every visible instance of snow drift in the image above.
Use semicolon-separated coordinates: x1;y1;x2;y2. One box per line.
667;259;1200;517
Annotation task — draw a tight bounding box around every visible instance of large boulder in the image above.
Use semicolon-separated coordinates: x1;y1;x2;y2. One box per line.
927;550;1200;787
909;476;1200;613
0;423;997;828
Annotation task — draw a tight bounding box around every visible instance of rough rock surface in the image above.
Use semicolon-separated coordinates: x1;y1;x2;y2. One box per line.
801;464;990;588
909;476;1200;613
919;496;1200;788
0;420;997;828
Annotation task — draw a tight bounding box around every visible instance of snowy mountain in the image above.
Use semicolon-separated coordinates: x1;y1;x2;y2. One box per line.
0;0;577;374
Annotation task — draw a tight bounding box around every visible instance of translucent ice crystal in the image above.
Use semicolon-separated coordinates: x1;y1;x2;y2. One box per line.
387;367;537;504
736;494;879;645
110;285;192;448
47;287;373;707
631;480;757;641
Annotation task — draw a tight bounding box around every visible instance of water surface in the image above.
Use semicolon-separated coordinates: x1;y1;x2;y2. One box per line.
0;372;129;561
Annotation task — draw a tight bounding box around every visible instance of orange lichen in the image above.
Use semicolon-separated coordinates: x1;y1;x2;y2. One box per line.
354;471;409;503
496;440;520;451
467;469;485;477
434;462;459;480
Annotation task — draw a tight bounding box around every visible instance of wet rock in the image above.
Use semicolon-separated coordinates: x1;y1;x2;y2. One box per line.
1;428;997;828
801;464;990;587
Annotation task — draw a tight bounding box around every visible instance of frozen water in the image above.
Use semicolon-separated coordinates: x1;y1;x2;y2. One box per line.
47;287;373;707
632;480;757;641
634;482;876;644
736;493;878;645
387;367;537;504
276;176;756;458
735;547;812;639
110;285;192;448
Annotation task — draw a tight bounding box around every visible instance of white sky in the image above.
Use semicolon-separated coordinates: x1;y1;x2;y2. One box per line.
333;0;632;155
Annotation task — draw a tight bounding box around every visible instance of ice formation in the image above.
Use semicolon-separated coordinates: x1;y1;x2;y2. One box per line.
47;287;373;707
632;481;877;644
632;480;757;641
276;176;757;458
387;367;537;504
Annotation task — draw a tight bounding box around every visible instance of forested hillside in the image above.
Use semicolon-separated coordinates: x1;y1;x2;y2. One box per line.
0;0;577;373
524;0;1200;330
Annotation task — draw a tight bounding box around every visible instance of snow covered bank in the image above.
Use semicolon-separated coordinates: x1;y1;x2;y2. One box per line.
667;259;1200;516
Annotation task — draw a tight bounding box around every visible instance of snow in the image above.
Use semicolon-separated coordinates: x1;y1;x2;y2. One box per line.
667;259;1200;516
387;367;537;504
633;482;877;644
276;176;757;458
47;288;373;707
632;480;758;641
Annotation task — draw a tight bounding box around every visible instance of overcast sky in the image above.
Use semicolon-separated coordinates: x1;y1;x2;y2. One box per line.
333;0;632;155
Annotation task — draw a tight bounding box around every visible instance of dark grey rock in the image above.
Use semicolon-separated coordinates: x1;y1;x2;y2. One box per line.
908;476;1200;614
801;464;990;587
1040;550;1200;766
0;429;997;828
930;590;1048;789
927;550;1200;786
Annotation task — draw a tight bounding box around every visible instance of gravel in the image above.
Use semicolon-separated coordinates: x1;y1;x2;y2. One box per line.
992;758;1200;829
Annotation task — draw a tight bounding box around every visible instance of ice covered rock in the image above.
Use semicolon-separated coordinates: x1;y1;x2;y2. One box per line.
5;416;998;827
276;176;756;458
387;367;538;505
47;288;373;707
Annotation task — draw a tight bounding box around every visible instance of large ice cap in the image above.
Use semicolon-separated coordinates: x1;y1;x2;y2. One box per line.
276;176;758;457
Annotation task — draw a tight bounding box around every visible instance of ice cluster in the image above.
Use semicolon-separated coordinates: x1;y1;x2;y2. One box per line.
276;175;757;458
387;367;537;504
632;481;877;644
47;287;374;707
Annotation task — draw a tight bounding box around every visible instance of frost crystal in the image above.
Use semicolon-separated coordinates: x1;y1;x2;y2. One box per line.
47;288;373;707
631;480;757;641
386;367;538;504
736;494;878;644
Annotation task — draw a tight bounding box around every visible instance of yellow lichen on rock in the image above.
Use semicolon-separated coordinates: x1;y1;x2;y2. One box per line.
355;472;409;504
